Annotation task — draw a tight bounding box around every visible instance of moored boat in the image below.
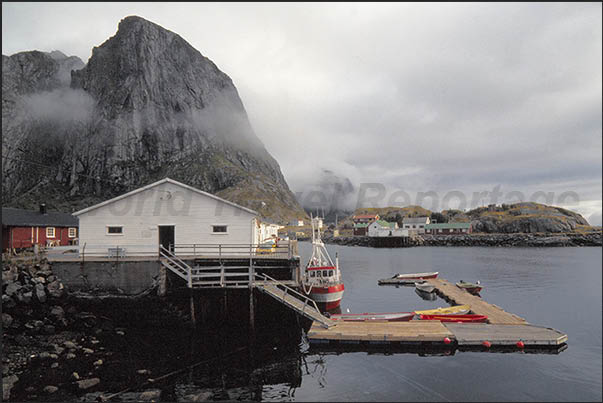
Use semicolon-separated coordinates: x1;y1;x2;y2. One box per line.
302;216;344;310
415;282;436;293
456;280;482;295
414;305;471;315
378;271;438;285
415;288;438;301
418;314;488;323
330;311;414;322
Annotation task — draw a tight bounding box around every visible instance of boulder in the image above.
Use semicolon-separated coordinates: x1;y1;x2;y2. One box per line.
35;284;47;303
76;378;100;390
49;306;65;321
139;389;162;401
46;280;64;299
2;374;19;400
2;313;13;328
5;282;22;296
43;385;58;394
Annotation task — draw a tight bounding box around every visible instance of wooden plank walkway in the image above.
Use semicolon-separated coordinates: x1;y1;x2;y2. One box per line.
255;283;335;328
307;321;453;343
425;278;527;325
443;323;568;346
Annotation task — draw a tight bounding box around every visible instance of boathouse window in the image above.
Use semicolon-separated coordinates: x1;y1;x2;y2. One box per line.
68;228;77;238
310;271;315;277
107;226;123;235
212;225;228;233
46;227;55;238
323;270;328;277
329;270;333;277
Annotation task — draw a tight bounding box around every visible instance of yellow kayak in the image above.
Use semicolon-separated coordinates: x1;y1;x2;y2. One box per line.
414;305;470;315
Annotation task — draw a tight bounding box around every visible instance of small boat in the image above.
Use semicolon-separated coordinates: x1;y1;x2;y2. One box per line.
415;282;436;293
378;271;438;285
394;272;438;280
329;311;415;322
414;305;470;315
456;280;482;295
418;314;488;323
415;288;438;301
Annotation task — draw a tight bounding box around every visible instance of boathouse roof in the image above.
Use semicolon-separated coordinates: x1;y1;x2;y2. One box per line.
73;178;258;217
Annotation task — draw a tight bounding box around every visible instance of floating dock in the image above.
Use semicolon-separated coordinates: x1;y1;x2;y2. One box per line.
307;276;567;349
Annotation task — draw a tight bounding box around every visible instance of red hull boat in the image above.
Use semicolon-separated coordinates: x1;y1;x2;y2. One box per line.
418;314;488;323
302;216;344;310
330;311;414;322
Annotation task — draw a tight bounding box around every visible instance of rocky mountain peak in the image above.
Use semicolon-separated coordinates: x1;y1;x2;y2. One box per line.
3;16;306;223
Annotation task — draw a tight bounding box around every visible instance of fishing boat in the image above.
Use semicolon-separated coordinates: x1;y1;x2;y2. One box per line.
456;280;482;295
414;305;471;315
415;282;436;293
378;271;438;285
329;311;414;322
418;314;488;323
301;216;344;310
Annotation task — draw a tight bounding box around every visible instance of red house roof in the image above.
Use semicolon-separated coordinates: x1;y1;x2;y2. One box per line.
353;214;379;220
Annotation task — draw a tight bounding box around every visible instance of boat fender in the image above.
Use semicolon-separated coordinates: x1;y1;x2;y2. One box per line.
482;341;491;348
516;340;525;349
443;337;452;345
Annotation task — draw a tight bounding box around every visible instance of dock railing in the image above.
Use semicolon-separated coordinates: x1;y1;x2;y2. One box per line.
173;241;295;259
254;272;322;317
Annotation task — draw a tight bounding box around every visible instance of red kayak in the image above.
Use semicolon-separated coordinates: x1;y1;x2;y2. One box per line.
418;314;488;323
330;312;415;322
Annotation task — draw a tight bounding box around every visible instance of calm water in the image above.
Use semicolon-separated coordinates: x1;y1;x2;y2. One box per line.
289;244;602;402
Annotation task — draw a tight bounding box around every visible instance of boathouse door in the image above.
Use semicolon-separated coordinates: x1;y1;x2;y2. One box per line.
158;225;175;253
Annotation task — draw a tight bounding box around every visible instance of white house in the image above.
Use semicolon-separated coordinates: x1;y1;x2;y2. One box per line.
402;216;431;234
368;220;408;237
73;178;259;256
258;220;283;243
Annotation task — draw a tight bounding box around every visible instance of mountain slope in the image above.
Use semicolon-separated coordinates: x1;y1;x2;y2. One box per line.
2;16;306;222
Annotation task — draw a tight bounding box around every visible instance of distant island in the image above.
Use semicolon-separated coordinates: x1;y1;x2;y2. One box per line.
283;202;602;247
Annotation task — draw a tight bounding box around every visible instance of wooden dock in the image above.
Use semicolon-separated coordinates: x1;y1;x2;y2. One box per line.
307;276;567;349
426;278;527;325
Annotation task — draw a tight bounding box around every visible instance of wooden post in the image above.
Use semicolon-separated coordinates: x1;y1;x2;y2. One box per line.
188;265;196;326
249;243;255;333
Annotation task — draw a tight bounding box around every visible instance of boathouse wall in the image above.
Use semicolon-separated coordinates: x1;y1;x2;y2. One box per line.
74;179;258;256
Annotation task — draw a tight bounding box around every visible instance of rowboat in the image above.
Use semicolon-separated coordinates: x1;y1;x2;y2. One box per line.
456;280;482;295
378;271;438;285
414;305;470;315
418;314;488;323
415;282;436;293
329;311;415;322
394;272;438;280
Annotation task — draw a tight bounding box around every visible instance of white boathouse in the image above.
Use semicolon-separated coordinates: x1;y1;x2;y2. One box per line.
73;178;260;257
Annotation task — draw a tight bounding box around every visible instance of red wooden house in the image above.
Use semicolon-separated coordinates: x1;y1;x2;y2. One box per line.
2;204;78;251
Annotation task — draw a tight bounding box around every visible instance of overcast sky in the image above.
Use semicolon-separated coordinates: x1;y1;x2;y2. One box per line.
3;2;601;224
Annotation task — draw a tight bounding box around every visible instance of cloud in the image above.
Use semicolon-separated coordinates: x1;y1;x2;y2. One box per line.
23;88;96;123
3;3;601;217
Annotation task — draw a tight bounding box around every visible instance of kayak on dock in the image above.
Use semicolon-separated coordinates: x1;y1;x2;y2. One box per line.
329;311;415;322
414;305;471;315
418;314;488;323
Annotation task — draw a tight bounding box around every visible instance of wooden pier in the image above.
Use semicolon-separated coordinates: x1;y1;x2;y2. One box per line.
307;276;567;349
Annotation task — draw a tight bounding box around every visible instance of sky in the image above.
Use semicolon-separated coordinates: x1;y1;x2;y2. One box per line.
2;2;602;224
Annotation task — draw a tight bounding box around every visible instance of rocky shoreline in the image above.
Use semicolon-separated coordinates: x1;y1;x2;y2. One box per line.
1;258;192;402
323;231;602;248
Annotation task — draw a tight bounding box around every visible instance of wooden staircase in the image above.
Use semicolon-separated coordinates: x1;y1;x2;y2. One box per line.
159;246;334;328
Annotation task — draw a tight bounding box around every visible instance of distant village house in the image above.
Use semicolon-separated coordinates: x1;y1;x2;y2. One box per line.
352;214;379;236
368;220;408;237
402;216;431;234
425;222;472;235
2;205;78;251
